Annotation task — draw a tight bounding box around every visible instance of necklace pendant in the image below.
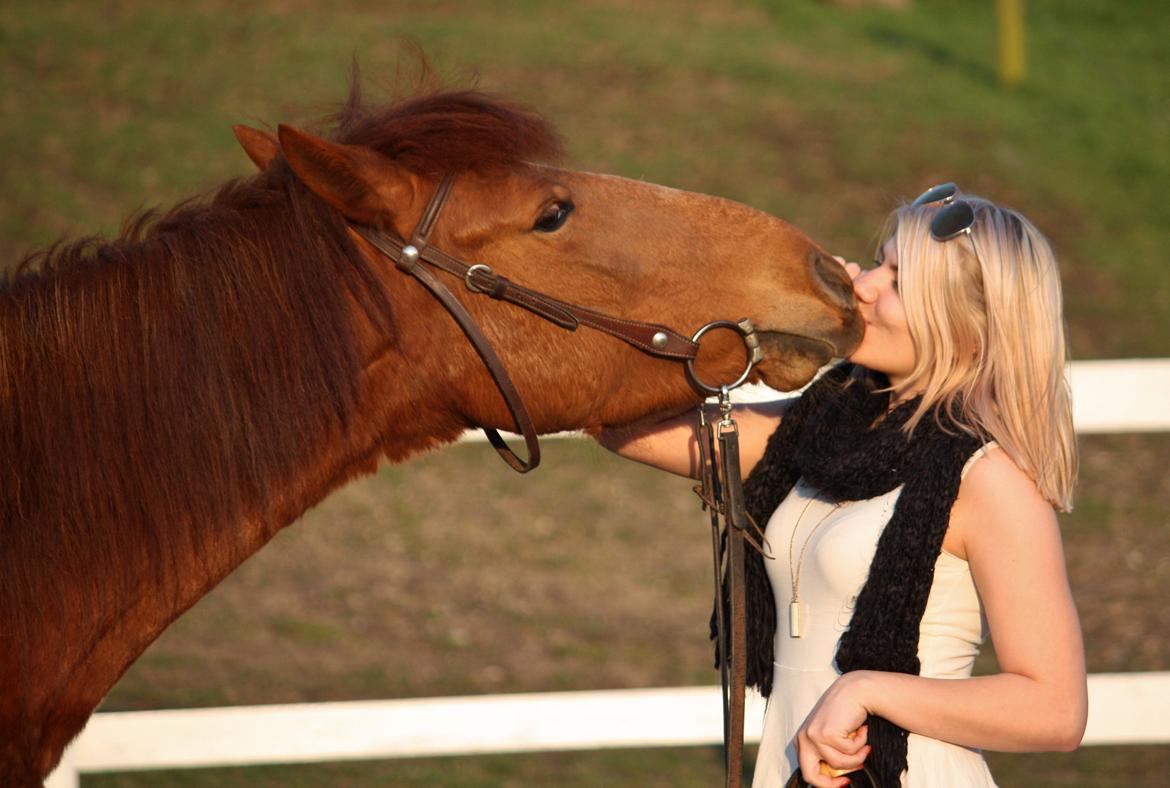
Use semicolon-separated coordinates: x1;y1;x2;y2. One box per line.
789;600;805;638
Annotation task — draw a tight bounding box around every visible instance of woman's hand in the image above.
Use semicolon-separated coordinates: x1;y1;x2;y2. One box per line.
832;255;862;282
795;672;873;787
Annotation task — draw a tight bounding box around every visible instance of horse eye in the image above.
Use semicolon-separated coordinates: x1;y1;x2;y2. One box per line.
533;200;574;233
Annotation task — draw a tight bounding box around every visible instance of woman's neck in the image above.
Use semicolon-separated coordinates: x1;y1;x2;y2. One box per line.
886;374;922;408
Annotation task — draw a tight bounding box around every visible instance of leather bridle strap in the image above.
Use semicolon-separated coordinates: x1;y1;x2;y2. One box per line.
718;419;750;788
696;403;752;788
353;175;536;472
696;411;733;780
350;172;704;472
356;176;701;361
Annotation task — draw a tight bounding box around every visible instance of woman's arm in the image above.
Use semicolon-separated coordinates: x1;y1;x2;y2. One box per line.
797;449;1087;786
594;397;793;479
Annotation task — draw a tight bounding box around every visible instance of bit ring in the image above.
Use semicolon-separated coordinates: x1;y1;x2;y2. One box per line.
683;318;759;395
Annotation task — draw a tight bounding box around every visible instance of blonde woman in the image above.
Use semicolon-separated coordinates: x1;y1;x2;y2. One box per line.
598;185;1087;787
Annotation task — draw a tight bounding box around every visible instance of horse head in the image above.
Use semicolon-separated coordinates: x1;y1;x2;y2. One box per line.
250;110;860;446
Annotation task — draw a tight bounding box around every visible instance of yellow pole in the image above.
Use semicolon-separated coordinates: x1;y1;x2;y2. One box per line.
996;0;1026;85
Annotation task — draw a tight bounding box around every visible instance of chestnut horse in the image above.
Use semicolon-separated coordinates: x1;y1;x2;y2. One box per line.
0;82;861;783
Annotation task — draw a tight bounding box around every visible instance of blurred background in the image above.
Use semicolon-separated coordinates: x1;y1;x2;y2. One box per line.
3;0;1167;785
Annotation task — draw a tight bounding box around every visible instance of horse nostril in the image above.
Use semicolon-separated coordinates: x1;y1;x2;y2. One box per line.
810;251;856;310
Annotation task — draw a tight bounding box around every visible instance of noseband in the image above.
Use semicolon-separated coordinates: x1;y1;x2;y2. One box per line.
349;172;761;472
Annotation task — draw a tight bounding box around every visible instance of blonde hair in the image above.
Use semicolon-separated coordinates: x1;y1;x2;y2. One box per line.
878;193;1077;511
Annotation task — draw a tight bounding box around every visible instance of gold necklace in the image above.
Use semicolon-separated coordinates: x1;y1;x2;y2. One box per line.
787;496;842;638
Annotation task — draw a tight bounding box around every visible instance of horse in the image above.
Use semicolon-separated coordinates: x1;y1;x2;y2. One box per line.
0;77;862;784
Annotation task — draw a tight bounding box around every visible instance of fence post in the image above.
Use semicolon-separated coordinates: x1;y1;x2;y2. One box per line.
44;744;80;788
996;0;1026;85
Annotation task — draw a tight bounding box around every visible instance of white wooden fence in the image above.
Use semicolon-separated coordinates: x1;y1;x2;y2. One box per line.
47;358;1170;786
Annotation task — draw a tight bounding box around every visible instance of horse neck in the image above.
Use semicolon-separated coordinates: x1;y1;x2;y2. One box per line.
0;185;441;774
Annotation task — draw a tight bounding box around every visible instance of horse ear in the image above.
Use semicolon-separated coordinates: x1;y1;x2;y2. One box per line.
233;124;280;171
276;124;413;226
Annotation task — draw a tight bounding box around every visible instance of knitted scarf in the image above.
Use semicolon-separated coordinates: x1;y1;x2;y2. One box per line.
712;363;982;787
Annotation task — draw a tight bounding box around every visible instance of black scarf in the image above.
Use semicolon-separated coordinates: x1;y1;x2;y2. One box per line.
713;363;982;786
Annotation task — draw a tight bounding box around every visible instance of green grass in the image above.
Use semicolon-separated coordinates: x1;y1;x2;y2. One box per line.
4;0;1168;359
77;743;1170;788
84;437;1170;787
86;746;742;787
3;0;1168;785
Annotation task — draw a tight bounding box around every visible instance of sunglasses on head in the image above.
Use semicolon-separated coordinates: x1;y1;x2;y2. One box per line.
910;182;984;266
911;182;979;240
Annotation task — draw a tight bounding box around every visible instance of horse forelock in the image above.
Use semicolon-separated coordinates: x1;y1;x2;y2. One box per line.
331;75;565;177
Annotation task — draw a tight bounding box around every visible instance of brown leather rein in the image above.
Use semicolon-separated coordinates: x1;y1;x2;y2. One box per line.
694;385;771;788
349;172;763;786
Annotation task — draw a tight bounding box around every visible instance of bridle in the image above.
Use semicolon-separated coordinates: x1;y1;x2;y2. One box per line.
349;172;763;786
349;172;760;471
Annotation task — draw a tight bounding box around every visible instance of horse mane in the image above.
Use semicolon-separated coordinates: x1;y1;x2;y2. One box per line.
0;75;564;660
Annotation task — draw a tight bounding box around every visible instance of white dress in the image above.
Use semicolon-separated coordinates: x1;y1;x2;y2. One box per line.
751;445;1000;787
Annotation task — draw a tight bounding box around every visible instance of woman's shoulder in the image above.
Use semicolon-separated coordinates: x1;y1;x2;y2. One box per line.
960;441;1000;480
961;444;1040;497
954;443;1054;527
947;443;1057;560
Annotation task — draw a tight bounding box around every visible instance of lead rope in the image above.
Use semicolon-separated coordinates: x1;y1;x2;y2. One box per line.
700;386;872;788
697;387;755;788
688;322;769;788
696;403;731;775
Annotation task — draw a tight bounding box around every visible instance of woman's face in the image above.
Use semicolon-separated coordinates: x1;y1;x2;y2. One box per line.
846;238;918;388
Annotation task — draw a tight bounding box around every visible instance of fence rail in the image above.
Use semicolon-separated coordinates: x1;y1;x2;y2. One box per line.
47;358;1170;785
46;672;1170;784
